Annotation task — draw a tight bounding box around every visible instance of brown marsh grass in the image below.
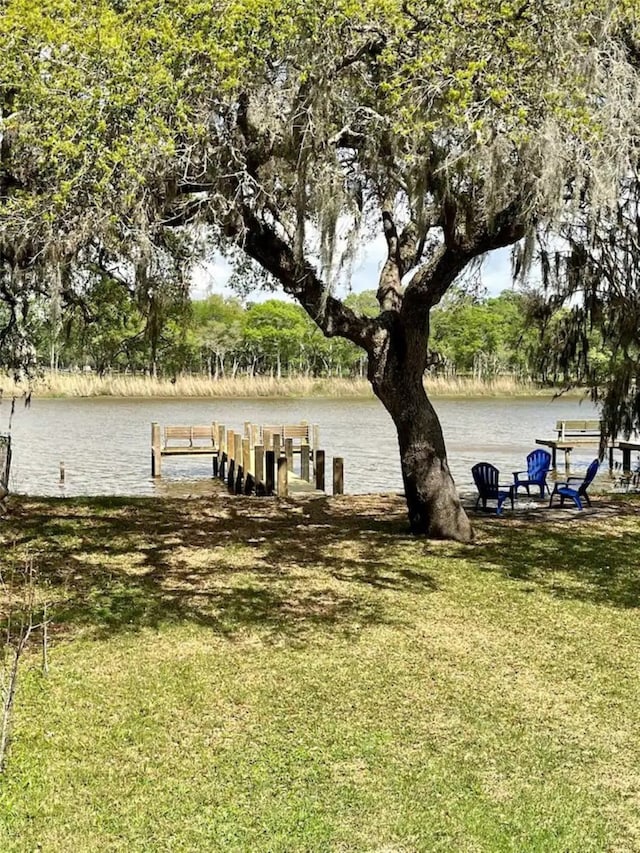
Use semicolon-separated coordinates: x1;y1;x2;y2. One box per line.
4;371;573;399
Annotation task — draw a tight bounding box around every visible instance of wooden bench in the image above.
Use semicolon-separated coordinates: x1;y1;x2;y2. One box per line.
261;423;318;451
151;422;218;477
536;419;603;469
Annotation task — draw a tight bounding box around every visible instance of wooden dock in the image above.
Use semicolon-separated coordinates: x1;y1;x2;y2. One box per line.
151;421;344;498
536;419;640;476
536;419;612;470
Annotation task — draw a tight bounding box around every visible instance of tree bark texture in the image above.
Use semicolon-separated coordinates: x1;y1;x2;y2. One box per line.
369;315;473;543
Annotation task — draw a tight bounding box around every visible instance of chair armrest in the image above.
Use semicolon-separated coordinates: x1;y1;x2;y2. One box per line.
512;470;526;477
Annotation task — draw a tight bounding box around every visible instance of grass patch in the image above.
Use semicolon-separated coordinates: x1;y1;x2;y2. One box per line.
1;493;639;851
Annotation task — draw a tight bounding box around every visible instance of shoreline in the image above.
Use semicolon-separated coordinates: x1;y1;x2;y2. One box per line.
3;373;588;400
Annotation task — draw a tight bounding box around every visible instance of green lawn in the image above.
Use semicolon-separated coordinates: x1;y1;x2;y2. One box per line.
1;493;639;852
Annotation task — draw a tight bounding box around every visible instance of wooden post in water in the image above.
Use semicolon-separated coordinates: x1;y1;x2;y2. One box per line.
285;438;294;472
263;429;272;452
254;445;265;485
265;450;276;495
277;455;288;497
312;424;320;452
244;421;252;439
273;433;281;459
301;443;310;482
59;461;65;484
151;422;162;477
315;449;325;492
333;457;344;495
234;433;243;469
227;429;235;463
251;424;260;447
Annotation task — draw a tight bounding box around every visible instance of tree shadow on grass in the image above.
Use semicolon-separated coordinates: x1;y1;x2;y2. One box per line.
465;501;640;609
2;494;437;643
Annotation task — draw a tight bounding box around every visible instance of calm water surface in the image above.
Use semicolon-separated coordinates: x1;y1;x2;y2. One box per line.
6;395;602;497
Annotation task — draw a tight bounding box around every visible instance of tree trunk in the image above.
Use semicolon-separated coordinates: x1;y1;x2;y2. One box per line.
369;318;473;543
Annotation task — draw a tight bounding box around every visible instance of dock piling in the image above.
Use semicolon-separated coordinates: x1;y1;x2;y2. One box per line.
315;450;325;492
277;456;289;497
301;443;310;481
242;437;251;476
265;450;276;495
333;457;344;495
151;422;161;477
254;445;265;484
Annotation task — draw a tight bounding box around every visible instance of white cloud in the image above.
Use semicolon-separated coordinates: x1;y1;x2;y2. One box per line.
479;246;514;296
190;257;234;300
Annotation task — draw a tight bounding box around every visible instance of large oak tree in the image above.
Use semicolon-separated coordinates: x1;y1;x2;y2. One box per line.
1;0;639;540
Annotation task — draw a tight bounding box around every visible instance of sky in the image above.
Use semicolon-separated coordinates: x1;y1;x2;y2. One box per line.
190;241;514;303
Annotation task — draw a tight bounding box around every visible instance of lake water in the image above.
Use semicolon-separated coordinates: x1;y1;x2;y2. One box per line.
4;395;605;497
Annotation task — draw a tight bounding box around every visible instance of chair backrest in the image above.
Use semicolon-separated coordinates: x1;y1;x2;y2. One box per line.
472;462;499;495
527;449;551;479
581;458;599;491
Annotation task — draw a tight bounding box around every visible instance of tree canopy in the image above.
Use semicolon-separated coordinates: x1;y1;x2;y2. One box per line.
3;1;638;285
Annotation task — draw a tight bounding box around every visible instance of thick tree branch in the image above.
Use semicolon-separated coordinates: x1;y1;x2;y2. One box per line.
398;221;423;273
406;201;528;309
335;31;386;71
404;243;470;313
227;207;378;350
377;211;403;312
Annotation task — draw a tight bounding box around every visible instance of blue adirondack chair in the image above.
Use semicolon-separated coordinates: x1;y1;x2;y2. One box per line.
472;463;514;515
548;459;600;510
513;449;552;497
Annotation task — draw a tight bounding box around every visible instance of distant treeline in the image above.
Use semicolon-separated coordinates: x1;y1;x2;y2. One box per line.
29;285;592;384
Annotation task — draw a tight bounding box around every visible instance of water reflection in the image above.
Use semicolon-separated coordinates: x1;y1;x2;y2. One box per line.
5;395;603;497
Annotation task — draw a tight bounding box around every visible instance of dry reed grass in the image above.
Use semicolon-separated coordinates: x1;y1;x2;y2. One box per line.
4;373;371;399
3;371;570;399
424;374;555;397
